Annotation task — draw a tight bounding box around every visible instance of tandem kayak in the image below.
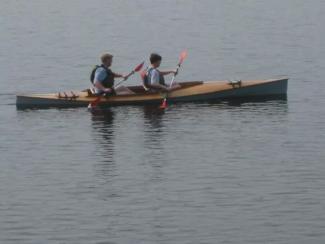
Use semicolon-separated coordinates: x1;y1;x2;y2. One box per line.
16;78;288;109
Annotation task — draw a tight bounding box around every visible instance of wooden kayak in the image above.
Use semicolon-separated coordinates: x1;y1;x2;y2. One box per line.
16;78;288;109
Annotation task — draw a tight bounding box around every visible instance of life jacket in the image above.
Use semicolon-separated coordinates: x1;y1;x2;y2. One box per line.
143;67;165;88
90;65;115;88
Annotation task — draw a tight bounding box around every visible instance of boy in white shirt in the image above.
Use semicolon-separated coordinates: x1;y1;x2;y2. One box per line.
144;53;177;92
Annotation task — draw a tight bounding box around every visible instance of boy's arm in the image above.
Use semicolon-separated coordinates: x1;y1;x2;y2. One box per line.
113;72;128;80
160;70;177;76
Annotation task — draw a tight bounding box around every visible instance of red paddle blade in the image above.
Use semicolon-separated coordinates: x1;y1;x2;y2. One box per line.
160;98;167;109
179;50;188;64
134;61;145;72
140;69;146;80
88;96;101;108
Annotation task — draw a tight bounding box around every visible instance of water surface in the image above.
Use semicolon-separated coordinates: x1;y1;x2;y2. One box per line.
1;0;325;243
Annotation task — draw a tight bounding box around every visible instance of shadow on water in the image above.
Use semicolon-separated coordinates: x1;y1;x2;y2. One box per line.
188;96;289;114
90;105;169;183
221;95;288;107
182;95;289;107
90;108;117;179
141;106;169;178
143;105;166;131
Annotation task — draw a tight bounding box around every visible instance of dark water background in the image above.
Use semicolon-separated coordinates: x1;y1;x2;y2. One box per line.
1;0;325;243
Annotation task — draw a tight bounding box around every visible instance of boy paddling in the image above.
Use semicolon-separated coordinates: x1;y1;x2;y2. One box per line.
90;53;129;95
143;53;179;92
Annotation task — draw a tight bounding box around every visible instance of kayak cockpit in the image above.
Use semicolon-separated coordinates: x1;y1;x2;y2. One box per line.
84;81;204;97
122;81;203;94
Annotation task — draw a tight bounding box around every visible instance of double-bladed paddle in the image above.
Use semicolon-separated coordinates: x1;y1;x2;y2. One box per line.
160;50;188;109
88;61;144;109
114;61;145;88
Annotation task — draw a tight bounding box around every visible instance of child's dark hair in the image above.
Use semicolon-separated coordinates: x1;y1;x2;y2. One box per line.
150;53;162;64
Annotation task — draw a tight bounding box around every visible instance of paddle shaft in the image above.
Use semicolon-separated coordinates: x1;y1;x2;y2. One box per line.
114;70;135;88
168;50;187;89
160;51;188;108
169;63;182;88
114;61;144;88
160;63;181;108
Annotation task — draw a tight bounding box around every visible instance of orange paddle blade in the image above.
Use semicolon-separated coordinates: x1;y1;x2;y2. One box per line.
179;50;188;64
134;61;145;72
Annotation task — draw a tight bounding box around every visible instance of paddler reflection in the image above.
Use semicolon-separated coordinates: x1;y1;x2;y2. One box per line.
90;108;116;167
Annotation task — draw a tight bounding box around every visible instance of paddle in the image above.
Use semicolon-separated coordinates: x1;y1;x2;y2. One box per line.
88;61;144;109
160;50;188;109
114;61;144;88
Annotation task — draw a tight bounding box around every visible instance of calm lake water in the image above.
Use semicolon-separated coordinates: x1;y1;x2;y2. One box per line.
1;0;325;243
